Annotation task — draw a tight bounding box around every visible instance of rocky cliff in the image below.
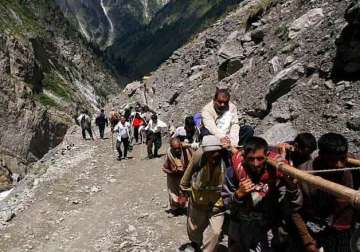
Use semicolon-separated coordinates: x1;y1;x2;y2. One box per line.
0;0;121;175
117;0;360;153
56;0;170;50
57;0;244;78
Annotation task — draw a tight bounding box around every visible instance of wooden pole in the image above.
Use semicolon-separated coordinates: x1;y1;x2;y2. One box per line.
266;158;360;209
347;157;360;167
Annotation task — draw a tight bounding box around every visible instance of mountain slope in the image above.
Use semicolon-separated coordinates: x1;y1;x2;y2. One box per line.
117;0;360;154
56;0;243;78
56;0;170;50
0;0;122;174
105;0;244;77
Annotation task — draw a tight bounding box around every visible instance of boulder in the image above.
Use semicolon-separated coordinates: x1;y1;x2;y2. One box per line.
250;28;265;43
123;81;143;97
218;31;244;65
288;8;324;39
260;123;298;146
205;38;220;49
347;116;360;131
218;57;243;80
266;63;305;104
269;56;282;74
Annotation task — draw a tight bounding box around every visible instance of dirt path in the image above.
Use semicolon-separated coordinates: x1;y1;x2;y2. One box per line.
0;128;189;252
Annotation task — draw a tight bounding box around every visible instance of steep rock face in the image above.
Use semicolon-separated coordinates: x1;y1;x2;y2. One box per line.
56;0;170;50
0;0;121;174
116;0;360;154
105;0;244;77
57;0;243;78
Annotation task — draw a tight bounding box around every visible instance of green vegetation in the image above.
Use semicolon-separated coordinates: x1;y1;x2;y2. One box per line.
109;0;243;77
37;93;58;107
42;70;72;100
0;0;44;36
275;23;289;40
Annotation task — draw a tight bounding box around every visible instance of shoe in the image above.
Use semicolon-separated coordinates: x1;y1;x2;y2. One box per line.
166;208;184;217
124;157;129;160
117;157;122;161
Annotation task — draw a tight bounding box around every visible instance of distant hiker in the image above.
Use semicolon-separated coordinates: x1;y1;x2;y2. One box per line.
173;116;200;145
113;116;131;160
124;105;133;121
77;111;94;140
95;109;108;139
298;133;355;252
139;106;155;145
135;102;142;113
201;88;240;146
109;108;120;131
141;105;155;125
163;137;192;216
180;135;228;252
222;137;301;252
276;132;317;167
132;112;144;144
168;119;176;137
145;114;167;159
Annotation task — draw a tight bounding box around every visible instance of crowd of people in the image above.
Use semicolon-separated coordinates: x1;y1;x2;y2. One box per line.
76;88;359;252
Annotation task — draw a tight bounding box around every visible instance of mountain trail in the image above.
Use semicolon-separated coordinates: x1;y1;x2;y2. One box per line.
0;128;189;252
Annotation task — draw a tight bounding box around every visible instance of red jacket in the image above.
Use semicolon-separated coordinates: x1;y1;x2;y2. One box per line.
132;118;144;127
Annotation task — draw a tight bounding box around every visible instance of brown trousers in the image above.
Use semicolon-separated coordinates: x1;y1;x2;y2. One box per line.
187;199;224;252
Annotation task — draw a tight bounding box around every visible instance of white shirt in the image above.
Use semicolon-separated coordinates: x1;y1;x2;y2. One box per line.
114;121;131;141
215;110;233;135
173;126;186;137
77;114;91;129
145;119;167;133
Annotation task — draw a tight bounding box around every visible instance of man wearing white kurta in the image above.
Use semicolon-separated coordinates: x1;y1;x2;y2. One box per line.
201;88;240;147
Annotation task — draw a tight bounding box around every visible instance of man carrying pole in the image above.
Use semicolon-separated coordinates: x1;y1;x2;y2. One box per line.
266;133;360;252
222;136;302;252
296;133;355;252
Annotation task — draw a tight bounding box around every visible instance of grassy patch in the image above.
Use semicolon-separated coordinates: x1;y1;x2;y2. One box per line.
42;71;72;100
37;93;57;107
0;0;44;36
275;23;288;40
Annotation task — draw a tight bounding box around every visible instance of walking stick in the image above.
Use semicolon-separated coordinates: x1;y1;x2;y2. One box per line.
266;157;360;209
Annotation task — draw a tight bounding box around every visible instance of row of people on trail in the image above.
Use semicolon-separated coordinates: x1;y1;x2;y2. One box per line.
162;88;359;252
77;109;110;140
107;105;168;160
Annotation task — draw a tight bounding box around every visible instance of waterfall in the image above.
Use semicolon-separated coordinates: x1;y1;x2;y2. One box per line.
100;0;114;48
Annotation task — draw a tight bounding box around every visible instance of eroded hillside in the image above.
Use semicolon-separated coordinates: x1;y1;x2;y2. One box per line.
118;0;360;153
0;0;122;175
